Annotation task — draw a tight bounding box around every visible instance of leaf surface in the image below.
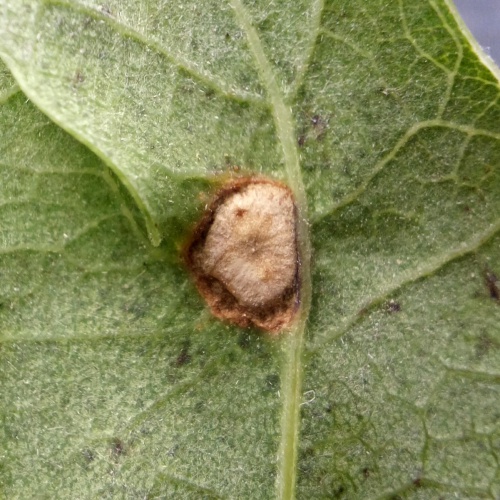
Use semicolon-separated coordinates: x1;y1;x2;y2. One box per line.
1;0;500;498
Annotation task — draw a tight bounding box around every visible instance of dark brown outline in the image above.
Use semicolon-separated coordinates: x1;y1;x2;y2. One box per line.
183;176;301;333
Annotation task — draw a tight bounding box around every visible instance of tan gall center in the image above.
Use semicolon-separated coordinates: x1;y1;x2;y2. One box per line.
185;177;300;333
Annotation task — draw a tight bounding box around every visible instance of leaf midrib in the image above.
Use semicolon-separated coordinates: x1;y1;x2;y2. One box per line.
229;1;313;498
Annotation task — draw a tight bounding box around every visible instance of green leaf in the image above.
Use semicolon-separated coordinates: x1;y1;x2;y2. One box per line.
1;0;500;498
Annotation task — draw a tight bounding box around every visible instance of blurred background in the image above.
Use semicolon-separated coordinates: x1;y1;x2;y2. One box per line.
454;0;500;65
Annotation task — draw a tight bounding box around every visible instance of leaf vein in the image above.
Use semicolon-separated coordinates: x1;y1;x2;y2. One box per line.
313;118;500;225
399;0;453;76
314;217;500;351
228;1;311;498
41;0;265;105
429;0;464;117
289;0;325;99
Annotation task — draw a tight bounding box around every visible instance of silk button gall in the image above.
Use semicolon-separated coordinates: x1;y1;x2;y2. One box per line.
185;177;300;333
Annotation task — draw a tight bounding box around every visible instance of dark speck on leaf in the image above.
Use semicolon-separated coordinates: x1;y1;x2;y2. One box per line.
310;114;328;141
175;341;191;367
264;373;280;392
204;88;216;99
412;476;422;488
301;446;315;459
386;299;401;313
111;438;125;457
224;154;233;166
485;270;500;301
362;467;370;479
99;5;113;16
357;306;369;317
72;71;85;87
237;332;252;349
297;134;306;147
82;448;95;463
476;333;498;357
333;485;345;497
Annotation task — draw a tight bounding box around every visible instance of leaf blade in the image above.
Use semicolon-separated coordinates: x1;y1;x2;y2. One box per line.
1;0;500;498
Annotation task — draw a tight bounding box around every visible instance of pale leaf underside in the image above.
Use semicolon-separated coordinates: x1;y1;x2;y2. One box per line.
0;0;499;498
